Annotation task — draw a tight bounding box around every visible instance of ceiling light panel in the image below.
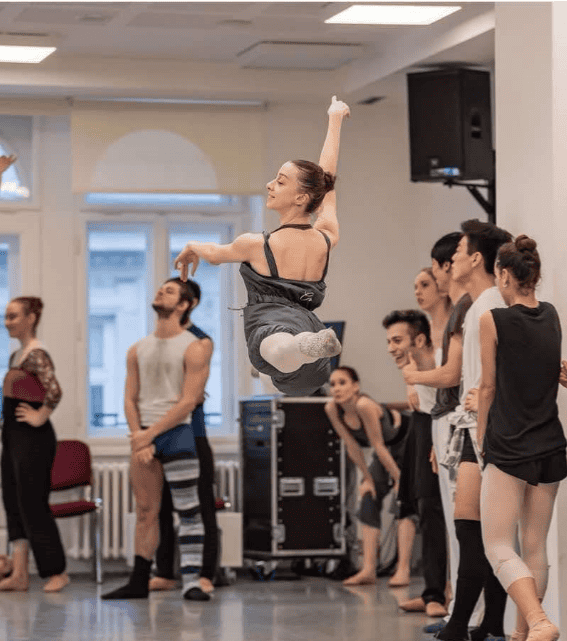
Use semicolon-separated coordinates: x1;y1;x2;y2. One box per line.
326;5;461;26
0;45;55;63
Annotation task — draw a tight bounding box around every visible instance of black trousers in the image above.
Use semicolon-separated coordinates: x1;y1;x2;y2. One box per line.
398;411;447;605
418;495;447;605
1;415;66;578
155;436;219;580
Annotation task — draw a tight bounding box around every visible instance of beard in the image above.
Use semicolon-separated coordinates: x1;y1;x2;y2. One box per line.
152;303;175;319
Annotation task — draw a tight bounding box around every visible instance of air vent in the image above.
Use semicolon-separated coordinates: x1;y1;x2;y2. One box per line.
358;96;386;105
6;31;50;38
218;19;253;27
77;14;114;24
237;41;363;71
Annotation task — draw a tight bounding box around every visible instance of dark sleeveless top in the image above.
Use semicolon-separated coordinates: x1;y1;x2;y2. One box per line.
485;302;566;464
338;397;400;448
239;224;331;312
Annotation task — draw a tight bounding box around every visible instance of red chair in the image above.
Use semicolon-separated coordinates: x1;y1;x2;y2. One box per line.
50;440;103;583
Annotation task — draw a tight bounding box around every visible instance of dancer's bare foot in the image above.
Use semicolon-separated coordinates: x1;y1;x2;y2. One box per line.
199;577;214;593
0;574;29;592
342;570;376;586
148;577;177;591
425;601;448;617
399;596;426;612
0;555;13;577
43;573;70;593
388;570;410;587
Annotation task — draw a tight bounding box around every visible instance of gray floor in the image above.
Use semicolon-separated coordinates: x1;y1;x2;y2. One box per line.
0;575;433;641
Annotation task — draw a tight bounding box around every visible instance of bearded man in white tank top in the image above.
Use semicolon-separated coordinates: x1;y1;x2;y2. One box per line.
102;278;212;601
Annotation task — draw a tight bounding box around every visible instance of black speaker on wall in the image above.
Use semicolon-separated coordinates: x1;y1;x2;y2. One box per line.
407;68;494;183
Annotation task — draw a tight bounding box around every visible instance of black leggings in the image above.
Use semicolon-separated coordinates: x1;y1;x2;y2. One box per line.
155;436;219;580
1;412;66;578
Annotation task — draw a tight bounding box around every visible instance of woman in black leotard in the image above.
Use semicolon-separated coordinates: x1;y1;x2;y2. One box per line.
325;366;413;586
0;296;68;593
477;236;567;641
174;96;350;396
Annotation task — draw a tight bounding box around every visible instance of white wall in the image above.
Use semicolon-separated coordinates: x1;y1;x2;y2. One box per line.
0;95;485;445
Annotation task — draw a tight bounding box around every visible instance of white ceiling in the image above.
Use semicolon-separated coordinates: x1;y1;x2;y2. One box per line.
0;2;496;104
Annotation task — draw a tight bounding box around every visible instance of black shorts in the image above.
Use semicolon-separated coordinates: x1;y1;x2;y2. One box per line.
485;449;567;486
460;429;477;464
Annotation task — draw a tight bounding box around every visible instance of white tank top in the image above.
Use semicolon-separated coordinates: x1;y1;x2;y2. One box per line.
135;331;198;427
415;383;437;415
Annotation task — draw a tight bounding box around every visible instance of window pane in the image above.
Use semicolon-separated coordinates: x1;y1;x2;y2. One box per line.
0;237;19;406
88;226;149;437
170;230;227;430
85;193;234;207
0;144;30;201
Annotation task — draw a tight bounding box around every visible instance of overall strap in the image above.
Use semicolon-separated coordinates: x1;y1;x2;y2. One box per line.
318;230;332;280
262;231;279;278
272;223;313;232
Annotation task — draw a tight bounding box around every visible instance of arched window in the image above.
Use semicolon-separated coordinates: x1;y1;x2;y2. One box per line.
0;142;30;201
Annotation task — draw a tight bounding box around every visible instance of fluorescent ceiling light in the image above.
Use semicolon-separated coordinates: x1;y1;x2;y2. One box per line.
0;45;56;63
326;5;461;26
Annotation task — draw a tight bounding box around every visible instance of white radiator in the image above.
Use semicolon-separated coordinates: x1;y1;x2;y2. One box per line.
68;459;240;561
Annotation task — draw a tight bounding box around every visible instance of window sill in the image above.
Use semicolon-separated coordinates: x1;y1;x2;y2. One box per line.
88;436;239;459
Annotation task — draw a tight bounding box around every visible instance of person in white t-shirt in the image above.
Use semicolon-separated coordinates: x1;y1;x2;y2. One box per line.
433;220;512;641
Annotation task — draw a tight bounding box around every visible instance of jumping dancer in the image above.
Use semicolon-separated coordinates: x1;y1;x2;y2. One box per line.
174;96;350;396
325;366;413;587
102;278;212;601
478;235;567;641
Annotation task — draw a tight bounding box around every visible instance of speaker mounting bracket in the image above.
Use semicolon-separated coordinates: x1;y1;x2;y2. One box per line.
443;179;495;224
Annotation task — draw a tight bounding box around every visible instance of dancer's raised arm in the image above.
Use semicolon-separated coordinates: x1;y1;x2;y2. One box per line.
0;155;16;187
313;96;350;248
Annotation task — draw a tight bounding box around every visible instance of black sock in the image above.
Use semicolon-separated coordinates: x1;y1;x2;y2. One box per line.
101;555;152;600
436;520;487;641
475;565;507;638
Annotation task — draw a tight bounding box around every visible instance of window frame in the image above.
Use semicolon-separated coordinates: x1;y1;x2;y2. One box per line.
76;203;250;456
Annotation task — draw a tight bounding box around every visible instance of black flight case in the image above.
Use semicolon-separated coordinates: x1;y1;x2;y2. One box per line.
240;396;347;561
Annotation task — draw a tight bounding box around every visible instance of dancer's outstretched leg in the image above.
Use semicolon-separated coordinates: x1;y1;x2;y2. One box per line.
259;329;341;374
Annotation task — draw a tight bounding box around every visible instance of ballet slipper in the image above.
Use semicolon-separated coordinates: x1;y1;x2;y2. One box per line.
526;620;559;641
342;570;376;586
0;574;29;592
298;329;341;359
148;576;177;591
199;577;214;593
509;631;528;641
43;573;70;593
0;555;13;577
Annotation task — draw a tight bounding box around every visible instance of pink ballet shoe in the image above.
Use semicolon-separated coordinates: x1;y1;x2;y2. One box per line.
526;620;560;641
510;631;528;641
